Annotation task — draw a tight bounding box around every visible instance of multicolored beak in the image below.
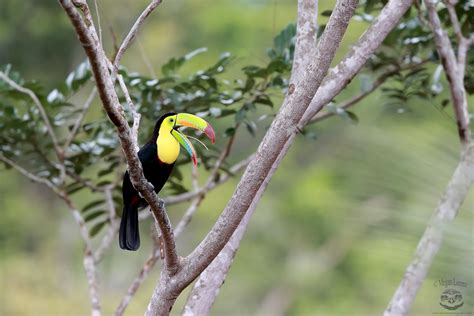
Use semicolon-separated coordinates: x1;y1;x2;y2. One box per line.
171;113;215;166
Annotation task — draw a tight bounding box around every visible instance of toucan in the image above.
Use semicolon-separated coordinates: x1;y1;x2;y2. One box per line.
119;112;215;251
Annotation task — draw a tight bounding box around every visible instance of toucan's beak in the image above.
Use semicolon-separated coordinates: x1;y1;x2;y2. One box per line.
171;113;215;166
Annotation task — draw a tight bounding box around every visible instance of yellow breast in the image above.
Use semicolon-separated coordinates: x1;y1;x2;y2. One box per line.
157;132;180;164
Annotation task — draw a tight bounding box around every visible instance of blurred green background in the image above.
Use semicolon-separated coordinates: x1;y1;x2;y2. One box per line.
0;0;472;315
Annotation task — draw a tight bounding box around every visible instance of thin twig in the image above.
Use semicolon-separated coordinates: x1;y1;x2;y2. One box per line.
139;155;252;221
117;74;141;152
424;0;471;144
174;132;238;237
445;0;462;41
309;60;429;125
191;165;199;192
59;0;179;273
0;154;61;195
94;186;120;263
64;87;97;151
123;153;249;314
93;0;103;45
147;0;358;313
115;235;161;316
66;169;104;193
456;34;474;82
385;144;474;315
0;71;63;163
138;38;158;79
60;191;102;316
112;0;163;77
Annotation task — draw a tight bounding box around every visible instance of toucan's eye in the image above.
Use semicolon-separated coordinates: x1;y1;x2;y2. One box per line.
170;118;174;123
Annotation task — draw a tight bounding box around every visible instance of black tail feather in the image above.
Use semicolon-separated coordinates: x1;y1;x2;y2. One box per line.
119;204;140;251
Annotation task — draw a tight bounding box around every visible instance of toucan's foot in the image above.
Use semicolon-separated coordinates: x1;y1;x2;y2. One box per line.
147;182;155;192
138;183;155;198
158;198;165;209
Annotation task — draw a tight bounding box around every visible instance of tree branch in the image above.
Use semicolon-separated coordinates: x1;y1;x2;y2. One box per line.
59;0;178;273
182;142;281;315
116;155;250;314
384;143;474;315
182;0;419;312
94;186;119;263
0;71;64;177
309;60;428;125
299;0;415;127
182;0;318;312
138;155;252;221
117;73;141;152
174;132;238;237
445;0;462;41
115;235;161;316
424;0;471;144
290;0;318;82
0;153;61;196
112;0;163;75
64;87;97;151
59;191;101;316
145;0;358;314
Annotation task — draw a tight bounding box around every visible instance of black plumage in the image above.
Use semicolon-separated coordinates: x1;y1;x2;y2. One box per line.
119;113;176;251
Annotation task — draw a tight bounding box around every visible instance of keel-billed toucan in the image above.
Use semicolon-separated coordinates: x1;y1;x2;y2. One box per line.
120;112;215;251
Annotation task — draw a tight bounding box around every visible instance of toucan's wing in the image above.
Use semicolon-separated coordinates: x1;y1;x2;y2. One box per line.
137;142;157;166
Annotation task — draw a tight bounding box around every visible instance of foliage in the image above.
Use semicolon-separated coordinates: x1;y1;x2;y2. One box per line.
358;0;474;114
0;24;296;236
2;0;474;236
1;1;473;315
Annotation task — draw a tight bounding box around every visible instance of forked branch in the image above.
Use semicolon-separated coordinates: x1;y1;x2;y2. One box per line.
58;0;179;273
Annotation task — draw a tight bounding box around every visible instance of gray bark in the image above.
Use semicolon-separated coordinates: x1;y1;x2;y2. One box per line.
384;143;474;315
145;0;358;314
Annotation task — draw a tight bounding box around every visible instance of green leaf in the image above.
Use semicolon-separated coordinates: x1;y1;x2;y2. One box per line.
65;60;91;93
242;66;268;78
224;127;236;137
359;74;374;93
244;121;257;136
242;77;255;93
89;221;106;237
321;10;332;17
47;89;65;104
84;210;106;222
81;199;104;213
162;47;208;75
345;111;359;124
66;182;86;195
254;95;273;107
273;23;296;57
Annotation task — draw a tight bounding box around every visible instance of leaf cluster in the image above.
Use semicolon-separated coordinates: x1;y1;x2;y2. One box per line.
0;24;296;234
